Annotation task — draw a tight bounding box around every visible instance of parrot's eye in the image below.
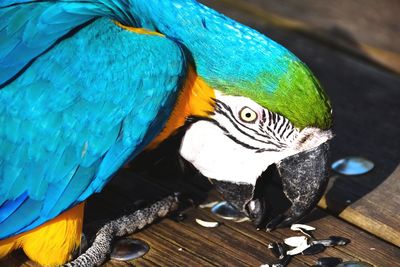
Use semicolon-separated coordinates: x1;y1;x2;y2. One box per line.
239;107;258;123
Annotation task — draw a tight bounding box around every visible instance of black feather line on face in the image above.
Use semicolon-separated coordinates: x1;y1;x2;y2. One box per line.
213;99;287;149
183;114;280;152
277;117;288;136
260;110;267;128
216;107;277;146
214;100;279;145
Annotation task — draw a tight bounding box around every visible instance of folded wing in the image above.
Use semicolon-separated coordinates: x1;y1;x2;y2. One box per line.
0;7;186;239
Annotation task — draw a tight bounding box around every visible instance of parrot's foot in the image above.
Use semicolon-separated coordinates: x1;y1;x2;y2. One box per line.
63;194;180;267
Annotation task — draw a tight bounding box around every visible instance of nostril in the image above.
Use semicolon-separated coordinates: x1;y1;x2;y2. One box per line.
298;133;311;145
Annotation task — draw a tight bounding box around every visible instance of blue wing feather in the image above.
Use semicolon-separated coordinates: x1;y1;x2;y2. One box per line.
0;16;186;238
0;192;28;224
0;1;108;86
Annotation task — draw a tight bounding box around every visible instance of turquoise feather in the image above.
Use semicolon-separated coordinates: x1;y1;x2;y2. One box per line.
0;15;186;238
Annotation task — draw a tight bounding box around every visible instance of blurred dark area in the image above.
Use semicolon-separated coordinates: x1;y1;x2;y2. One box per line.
233;0;400;53
200;0;400;74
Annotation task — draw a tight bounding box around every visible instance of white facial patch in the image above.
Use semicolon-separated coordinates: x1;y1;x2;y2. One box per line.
179;120;288;185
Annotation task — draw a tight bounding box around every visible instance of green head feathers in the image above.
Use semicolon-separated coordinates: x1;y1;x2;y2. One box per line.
212;60;332;130
230;61;331;130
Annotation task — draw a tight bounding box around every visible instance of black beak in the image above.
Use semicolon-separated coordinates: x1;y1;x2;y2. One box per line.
267;141;330;230
212;141;330;230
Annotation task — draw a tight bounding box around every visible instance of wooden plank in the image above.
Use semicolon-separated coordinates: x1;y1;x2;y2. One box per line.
200;201;400;267
134;230;216;266
199;0;400;74
305;210;400;267
83;174;217;267
319;164;400;246
3;168;400;266
131;172;400;266
103;258;152;267
182;190;400;267
104;171;308;266
103;174;276;266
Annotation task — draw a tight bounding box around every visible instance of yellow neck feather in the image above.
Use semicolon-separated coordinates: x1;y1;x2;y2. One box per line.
147;68;215;149
114;21;164;36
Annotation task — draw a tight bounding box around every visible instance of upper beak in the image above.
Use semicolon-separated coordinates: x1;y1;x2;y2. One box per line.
212;141;330;230
268;141;330;229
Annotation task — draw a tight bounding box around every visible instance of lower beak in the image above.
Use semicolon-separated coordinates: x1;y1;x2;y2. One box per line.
212;141;330;230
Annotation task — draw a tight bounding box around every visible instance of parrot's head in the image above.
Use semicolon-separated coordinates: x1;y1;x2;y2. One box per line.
178;59;333;229
142;1;333;230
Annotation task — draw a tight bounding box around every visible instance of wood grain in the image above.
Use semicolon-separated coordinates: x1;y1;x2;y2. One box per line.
319;164;400;246
2;168;400;266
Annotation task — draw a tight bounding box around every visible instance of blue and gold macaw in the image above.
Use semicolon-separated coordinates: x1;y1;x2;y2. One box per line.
0;0;333;266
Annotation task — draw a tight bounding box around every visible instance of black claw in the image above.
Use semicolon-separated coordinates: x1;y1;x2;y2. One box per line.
170;212;186;222
265;214;285;231
171;192;195;209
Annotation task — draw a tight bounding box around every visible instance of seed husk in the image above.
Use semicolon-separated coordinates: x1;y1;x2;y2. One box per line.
301;244;325;255
329;236;351;246
331;157;374;175
286;242;310;255
312;236;351;247
110;238;150;261
284;236;308;247
290;224;316;231
199;201;219;209
316;257;343;267
268;242;287;259
210;201;245;221
195;218;220;228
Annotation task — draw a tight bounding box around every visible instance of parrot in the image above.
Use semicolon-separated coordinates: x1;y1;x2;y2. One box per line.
0;0;333;266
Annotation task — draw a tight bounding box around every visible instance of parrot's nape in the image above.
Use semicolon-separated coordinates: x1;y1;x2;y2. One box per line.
0;0;333;266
